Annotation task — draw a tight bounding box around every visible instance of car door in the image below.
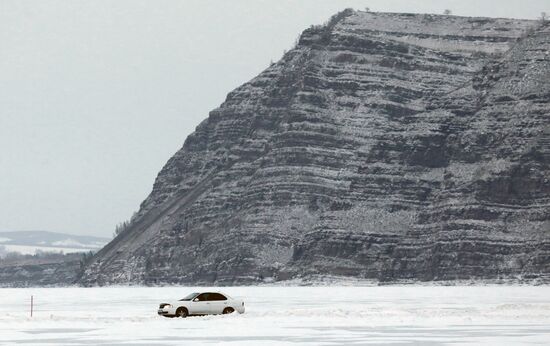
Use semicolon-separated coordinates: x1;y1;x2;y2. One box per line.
207;293;228;314
189;293;211;314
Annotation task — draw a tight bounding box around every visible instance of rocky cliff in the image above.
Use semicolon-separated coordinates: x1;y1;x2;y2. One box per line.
80;10;550;285
0;253;83;287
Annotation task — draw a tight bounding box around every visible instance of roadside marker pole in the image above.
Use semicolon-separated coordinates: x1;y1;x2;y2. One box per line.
31;295;33;318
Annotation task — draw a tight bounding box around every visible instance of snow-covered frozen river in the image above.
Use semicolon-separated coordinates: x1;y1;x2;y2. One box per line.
1;286;549;345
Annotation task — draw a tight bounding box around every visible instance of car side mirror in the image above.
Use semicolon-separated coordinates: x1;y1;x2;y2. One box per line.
193;298;199;302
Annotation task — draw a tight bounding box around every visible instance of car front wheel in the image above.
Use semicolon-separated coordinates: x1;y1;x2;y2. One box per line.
176;307;188;318
222;307;234;314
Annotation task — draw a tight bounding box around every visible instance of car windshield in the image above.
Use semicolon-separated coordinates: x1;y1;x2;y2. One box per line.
179;292;200;301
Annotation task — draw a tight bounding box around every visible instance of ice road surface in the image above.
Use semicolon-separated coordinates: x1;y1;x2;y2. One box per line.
1;286;549;345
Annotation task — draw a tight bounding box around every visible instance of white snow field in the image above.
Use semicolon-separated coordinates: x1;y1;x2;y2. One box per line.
1;286;550;345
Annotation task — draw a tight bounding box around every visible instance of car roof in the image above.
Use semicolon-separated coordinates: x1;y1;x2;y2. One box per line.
198;291;225;295
196;291;232;298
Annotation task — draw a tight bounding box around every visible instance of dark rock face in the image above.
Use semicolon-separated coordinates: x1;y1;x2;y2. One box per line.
80;11;550;285
0;254;82;287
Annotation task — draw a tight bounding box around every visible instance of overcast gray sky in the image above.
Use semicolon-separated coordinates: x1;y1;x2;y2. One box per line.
1;0;548;237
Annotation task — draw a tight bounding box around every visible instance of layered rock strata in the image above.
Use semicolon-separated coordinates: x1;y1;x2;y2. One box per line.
80;11;550;285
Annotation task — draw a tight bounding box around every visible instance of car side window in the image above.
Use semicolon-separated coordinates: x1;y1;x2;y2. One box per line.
195;293;209;301
208;293;227;301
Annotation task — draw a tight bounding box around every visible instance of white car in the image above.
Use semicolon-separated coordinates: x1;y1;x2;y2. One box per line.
157;292;245;318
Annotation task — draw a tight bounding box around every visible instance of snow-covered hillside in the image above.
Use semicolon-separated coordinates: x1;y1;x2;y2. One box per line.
1;286;549;345
81;10;550;285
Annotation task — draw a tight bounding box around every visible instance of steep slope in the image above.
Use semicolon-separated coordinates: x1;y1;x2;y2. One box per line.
80;11;549;285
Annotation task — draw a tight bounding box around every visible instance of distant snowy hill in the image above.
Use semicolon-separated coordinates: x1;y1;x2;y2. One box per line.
0;231;109;256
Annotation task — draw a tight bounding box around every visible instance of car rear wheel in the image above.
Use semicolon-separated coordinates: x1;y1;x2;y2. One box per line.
176;307;188;318
222;307;234;314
